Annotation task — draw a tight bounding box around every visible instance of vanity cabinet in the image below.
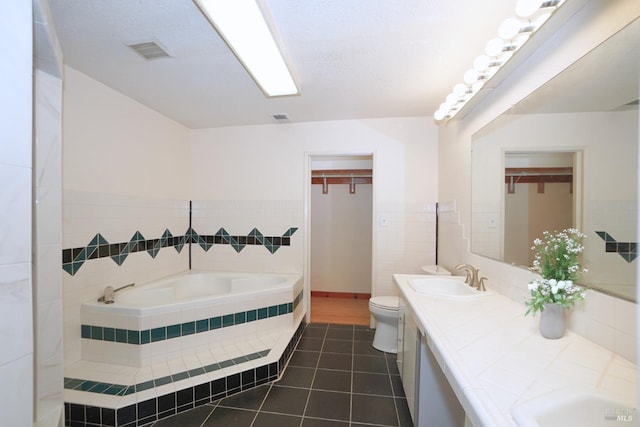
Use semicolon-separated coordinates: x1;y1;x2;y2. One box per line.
397;295;465;426
397;297;419;421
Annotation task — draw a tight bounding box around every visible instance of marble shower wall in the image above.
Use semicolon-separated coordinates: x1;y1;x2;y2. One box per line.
0;2;34;426
34;68;64;426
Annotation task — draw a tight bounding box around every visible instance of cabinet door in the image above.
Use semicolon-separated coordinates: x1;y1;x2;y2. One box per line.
397;306;404;376
402;308;419;422
418;334;465;426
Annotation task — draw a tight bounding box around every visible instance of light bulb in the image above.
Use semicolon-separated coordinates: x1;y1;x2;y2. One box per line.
485;38;505;57
516;0;543;18
473;55;491;72
453;83;468;97
446;93;459;106
499;18;523;40
434;109;446;121
464;69;479;84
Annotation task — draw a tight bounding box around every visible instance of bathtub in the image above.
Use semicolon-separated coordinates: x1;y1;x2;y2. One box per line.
80;270;304;367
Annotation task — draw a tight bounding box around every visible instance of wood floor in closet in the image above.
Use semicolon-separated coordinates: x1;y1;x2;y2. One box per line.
310;296;370;326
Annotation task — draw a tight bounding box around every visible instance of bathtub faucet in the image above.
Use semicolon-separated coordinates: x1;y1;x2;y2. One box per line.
98;283;135;304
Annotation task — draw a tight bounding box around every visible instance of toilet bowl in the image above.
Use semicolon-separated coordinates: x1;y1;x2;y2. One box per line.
369;296;400;353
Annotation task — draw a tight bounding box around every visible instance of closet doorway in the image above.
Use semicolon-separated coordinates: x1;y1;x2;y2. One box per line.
307;154;373;325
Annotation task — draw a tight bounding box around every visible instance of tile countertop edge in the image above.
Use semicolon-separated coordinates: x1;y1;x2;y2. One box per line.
392;273;638;427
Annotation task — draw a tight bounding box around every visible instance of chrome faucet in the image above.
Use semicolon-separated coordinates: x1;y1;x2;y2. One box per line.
97;283;135;304
455;264;484;290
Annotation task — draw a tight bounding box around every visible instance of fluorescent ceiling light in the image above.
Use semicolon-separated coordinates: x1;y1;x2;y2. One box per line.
195;0;299;97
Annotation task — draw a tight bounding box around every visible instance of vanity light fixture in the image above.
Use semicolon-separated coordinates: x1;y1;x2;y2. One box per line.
433;0;566;122
194;0;299;97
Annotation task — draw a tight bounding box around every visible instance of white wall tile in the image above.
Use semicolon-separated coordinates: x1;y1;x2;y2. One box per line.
0;264;33;366
0;166;31;265
0;355;33;427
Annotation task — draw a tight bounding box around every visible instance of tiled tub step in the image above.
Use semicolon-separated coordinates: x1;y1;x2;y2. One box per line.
64;319;305;427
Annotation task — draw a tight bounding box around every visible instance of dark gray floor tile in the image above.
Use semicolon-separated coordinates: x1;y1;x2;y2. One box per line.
304;390;351;421
253;412;302;427
326;328;354;340
201;406;256;427
395;397;414;427
297;337;324;351
261;385;310;416
354;340;384;356
390;374;405;397
288;350;320;368
302;417;350;426
217;384;269;410
152;404;213;426
328;324;354;330
354;328;375;342
353;372;393;396
303;327;327;339
278;366;315;388
353;354;389;373
312;368;351;393
352;394;399;426
322;338;353;354
318;353;352;371
386;354;400;375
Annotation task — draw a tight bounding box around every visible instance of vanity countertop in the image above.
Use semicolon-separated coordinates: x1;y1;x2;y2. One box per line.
393;273;637;427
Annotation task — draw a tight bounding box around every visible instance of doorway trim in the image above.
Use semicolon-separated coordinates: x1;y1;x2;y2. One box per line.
303;151;377;324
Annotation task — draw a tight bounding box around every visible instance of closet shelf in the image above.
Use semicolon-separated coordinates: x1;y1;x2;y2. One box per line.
311;169;372;194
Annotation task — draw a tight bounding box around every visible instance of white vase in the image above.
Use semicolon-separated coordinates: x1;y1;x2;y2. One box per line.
539;303;566;339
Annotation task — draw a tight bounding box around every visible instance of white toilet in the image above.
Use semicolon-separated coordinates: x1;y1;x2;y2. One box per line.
369;266;451;353
369;296;400;353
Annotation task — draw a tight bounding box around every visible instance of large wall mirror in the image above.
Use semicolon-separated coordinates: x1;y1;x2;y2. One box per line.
471;18;638;302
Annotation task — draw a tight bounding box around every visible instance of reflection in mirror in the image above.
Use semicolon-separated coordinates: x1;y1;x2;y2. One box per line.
471;19;638;302
504;152;576;267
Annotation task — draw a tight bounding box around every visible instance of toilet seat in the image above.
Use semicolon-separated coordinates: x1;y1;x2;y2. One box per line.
369;296;399;311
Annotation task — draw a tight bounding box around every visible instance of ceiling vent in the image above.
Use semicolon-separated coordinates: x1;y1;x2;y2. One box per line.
128;41;171;60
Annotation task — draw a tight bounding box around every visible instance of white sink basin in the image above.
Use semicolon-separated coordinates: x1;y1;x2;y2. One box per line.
511;388;637;427
408;277;491;298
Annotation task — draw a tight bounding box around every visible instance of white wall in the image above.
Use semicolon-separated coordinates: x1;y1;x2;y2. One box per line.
62;67;191;365
438;0;639;362
189;117;439;298
61;66;439;361
0;2;34;426
311;183;372;294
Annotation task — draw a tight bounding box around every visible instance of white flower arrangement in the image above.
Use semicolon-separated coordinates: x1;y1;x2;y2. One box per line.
525;228;587;316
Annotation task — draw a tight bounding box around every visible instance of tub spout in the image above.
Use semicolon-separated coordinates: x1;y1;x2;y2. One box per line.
97;283;134;303
99;286;115;304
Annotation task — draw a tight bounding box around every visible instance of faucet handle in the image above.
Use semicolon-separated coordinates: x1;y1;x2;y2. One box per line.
478;277;488;292
464;271;472;285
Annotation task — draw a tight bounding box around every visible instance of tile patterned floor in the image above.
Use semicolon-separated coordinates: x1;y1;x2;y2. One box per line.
149;323;413;426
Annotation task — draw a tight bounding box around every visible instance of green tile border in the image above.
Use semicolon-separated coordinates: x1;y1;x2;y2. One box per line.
62;227;298;276
81;290;303;345
595;231;638;262
63;349;270;396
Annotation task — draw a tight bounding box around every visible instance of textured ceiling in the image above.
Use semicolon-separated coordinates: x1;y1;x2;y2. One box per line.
49;0;518;129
